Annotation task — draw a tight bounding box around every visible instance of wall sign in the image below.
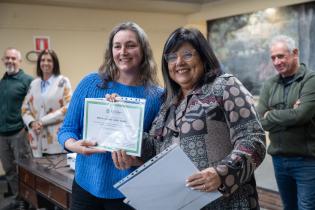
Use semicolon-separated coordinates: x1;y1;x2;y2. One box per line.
34;36;50;52
26;36;51;62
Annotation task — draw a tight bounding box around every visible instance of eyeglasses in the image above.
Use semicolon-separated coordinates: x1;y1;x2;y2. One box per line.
164;49;196;64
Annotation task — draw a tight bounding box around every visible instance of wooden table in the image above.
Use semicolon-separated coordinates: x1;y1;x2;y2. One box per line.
17;155;282;209
17;155;74;209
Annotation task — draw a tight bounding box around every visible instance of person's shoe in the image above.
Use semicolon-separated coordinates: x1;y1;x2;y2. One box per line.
3;192;13;198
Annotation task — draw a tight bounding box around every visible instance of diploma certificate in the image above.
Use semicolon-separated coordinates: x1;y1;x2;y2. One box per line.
83;97;146;156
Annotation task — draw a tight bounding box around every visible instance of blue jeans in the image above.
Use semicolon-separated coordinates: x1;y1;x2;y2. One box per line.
272;156;315;210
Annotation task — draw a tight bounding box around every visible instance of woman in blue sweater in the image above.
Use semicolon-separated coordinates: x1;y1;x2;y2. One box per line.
58;22;163;210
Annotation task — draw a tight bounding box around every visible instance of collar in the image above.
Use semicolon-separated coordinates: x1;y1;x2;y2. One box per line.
42;75;56;84
273;63;307;84
2;69;23;79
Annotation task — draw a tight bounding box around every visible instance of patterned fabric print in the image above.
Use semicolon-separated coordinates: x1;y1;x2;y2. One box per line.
142;74;265;209
181;135;209;169
211;76;265;210
176;98;210;170
22;75;72;155
202;181;258;210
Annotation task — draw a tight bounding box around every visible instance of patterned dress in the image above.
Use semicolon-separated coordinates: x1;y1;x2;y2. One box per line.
142;74;266;209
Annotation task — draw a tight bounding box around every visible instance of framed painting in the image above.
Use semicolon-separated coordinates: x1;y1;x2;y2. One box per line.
207;1;315;95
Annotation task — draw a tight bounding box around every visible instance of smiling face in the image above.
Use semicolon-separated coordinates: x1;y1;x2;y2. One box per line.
112;30;143;78
2;49;21;75
270;41;299;77
167;42;204;95
40;53;54;79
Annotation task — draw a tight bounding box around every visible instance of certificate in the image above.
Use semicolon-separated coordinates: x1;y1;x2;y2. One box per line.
83;97;146;156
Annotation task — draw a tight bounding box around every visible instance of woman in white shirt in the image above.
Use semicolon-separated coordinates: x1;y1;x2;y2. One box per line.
22;49;72;157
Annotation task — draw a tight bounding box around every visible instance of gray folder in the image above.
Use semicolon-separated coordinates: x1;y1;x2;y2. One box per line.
114;144;221;210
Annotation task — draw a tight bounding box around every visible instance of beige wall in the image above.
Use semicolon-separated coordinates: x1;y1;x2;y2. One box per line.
0;0;312;88
0;3;186;87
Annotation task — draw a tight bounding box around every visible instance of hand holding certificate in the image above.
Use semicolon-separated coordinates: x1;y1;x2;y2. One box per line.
83;97;146;156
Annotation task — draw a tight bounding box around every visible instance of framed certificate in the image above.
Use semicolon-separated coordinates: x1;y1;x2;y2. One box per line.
83;97;146;156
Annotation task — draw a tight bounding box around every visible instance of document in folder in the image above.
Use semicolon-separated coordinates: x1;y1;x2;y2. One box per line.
114;144;221;210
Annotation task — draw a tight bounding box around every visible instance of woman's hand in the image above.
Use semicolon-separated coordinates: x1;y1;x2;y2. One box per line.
105;93;120;102
64;138;106;155
112;150;143;170
106;93;143;169
186;167;221;192
30;121;43;135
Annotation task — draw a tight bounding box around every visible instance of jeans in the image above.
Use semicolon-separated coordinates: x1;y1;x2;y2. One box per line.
272;156;315;210
70;180;135;210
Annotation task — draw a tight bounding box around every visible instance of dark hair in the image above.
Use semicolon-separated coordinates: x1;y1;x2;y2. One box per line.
161;27;222;107
36;49;60;78
98;21;158;87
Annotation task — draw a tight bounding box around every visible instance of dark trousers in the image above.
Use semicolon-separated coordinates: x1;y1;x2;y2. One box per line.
0;128;31;197
71;180;135;210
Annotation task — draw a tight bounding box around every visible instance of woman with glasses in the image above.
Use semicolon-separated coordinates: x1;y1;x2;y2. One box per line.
22;49;72;157
112;27;266;209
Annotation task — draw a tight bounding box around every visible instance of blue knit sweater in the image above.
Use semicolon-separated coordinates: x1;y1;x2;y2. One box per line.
58;72;163;198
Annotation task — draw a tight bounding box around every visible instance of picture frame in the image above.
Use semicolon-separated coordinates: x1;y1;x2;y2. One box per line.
207;1;315;95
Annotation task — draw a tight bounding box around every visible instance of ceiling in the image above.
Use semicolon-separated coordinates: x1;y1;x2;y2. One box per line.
153;0;218;3
0;0;223;14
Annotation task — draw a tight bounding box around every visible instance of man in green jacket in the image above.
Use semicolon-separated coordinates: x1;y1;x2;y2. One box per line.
257;35;315;210
0;48;33;208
